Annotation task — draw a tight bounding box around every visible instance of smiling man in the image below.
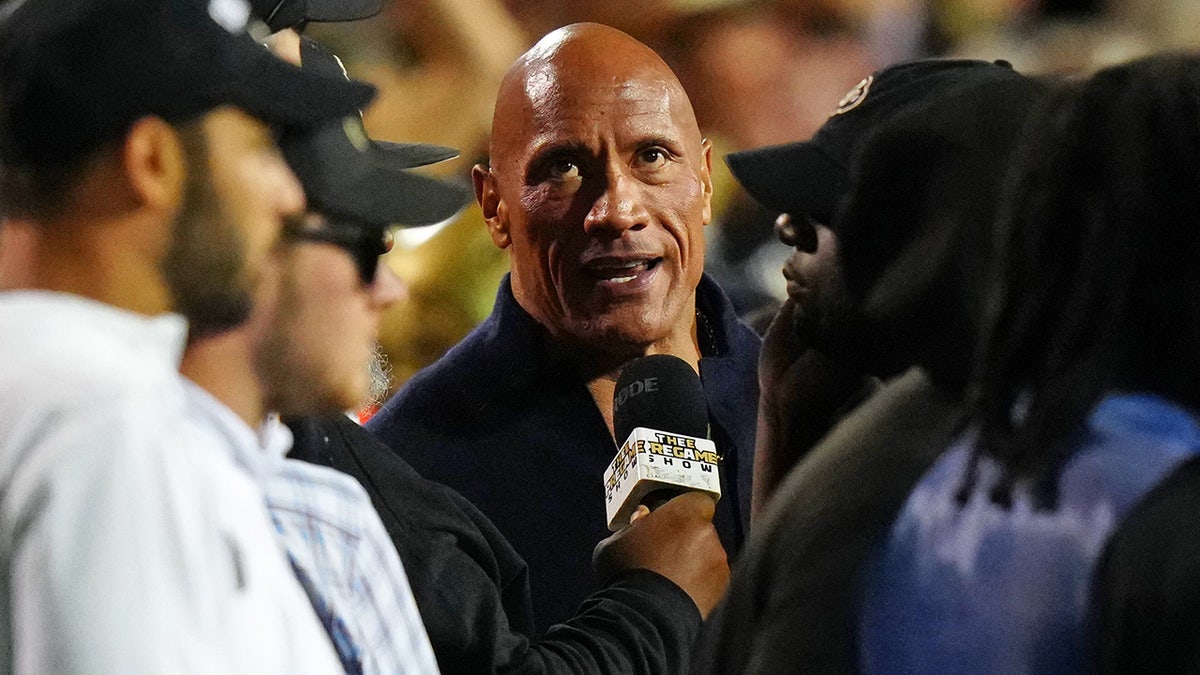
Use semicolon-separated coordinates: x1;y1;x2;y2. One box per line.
366;22;760;631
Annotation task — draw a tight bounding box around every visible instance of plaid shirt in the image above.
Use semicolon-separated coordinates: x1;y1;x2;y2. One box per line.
184;382;438;674
263;436;440;675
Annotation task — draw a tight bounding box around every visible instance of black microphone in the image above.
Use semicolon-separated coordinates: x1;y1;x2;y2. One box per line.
602;355;721;530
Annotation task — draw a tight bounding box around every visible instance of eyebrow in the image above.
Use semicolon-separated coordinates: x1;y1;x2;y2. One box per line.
637;135;686;153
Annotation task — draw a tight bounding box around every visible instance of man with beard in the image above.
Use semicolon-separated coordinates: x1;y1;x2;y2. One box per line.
0;0;369;670
366;22;755;633
181;28;472;673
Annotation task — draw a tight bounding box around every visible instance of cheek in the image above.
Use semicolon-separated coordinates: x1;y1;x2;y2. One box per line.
657;182;708;262
513;191;577;273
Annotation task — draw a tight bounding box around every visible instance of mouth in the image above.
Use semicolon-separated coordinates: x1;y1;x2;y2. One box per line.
583;256;664;284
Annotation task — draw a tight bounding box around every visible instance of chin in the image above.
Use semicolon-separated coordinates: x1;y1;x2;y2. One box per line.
569;313;668;352
331;375;371;414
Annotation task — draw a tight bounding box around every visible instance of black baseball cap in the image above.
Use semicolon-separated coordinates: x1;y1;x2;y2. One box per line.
248;0;382;32
725;59;1025;225
296;38;463;171
280;37;472;228
0;0;375;168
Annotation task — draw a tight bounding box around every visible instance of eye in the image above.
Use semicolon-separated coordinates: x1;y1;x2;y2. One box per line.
635;146;671;170
547;158;580;181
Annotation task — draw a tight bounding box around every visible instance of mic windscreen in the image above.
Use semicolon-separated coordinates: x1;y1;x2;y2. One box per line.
613;354;708;442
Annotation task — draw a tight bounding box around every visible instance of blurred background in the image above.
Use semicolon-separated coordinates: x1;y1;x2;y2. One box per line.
308;0;1200;398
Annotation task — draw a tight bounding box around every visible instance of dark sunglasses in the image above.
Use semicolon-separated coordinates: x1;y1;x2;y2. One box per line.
282;219;395;286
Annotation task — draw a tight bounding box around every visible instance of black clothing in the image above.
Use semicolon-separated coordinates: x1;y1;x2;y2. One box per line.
366;275;760;631
692;368;963;674
1090;455;1200;674
287;414;702;675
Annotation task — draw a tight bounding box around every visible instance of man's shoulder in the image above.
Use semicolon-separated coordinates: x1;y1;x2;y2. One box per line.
370;306;543;436
0;292;186;406
696;273;761;362
269;454;380;532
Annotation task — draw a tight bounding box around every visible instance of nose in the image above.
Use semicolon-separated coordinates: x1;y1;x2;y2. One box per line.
774;212;817;253
583;167;649;236
369;260;408;311
774;213;796;244
275;159;307;219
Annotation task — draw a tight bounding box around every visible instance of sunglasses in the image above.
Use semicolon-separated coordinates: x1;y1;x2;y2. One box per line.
282;218;395;286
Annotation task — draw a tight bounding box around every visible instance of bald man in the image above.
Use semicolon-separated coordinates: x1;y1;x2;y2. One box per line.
282;23;732;673
366;22;759;631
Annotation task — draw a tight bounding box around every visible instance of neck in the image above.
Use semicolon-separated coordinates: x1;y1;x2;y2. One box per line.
580;316;703;439
180;326;266;428
0;213;172;315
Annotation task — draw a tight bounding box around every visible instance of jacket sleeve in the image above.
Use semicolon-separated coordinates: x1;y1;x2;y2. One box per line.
289;414;702;675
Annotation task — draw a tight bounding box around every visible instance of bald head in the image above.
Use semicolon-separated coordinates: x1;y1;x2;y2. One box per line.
472;22;713;358
489;23;701;168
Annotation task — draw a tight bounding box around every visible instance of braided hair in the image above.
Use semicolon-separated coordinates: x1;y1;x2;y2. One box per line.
973;54;1200;507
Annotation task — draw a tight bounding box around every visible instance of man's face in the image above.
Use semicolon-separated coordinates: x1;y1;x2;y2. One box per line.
776;213;905;377
480;57;713;353
254;214;406;415
163;106;304;337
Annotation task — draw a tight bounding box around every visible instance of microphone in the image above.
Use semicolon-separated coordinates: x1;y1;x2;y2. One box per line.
602;354;722;531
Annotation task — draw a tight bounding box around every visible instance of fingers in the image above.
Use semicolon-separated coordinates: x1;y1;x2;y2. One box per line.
628;504;651;524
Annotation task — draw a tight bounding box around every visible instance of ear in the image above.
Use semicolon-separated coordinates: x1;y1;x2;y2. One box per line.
698;138;714;227
473;163;511;249
122;116;187;213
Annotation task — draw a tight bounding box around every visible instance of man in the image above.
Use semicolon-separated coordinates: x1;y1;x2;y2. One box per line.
282;27;729;675
690;59;1048;673
0;0;369;671
367;22;760;630
180;29;471;674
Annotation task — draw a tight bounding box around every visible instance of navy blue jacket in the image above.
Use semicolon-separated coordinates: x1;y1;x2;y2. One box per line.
368;273;760;631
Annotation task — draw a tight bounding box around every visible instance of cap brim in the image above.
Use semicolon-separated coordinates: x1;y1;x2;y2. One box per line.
283;122;472;227
225;34;375;129
725;142;849;224
338;165;473;228
305;0;384;22
370;140;460;170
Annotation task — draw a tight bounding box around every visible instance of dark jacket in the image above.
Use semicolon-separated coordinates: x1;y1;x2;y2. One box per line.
367;274;760;631
693;368;963;674
287;414;703;675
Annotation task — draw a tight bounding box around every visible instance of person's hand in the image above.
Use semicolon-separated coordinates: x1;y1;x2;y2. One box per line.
593;492;729;618
759;298;809;418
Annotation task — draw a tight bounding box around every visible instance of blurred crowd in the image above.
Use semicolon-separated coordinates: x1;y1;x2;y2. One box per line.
308;0;1200;398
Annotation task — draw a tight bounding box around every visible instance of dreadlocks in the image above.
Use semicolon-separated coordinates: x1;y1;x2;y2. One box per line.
974;54;1200;505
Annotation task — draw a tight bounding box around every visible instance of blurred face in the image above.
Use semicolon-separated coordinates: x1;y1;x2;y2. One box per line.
164;106;304;337
255;214;406;415
478;34;713;354
775;212;904;376
778;213;838;312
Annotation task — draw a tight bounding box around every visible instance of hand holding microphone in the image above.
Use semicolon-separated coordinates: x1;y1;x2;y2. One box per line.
602;355;722;531
593;491;729;618
594;355;730;617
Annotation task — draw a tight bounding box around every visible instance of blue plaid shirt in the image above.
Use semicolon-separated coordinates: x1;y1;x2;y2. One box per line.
263;428;440;675
185;382;438;674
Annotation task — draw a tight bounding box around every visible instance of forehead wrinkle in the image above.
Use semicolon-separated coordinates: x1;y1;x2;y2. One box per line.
529;76;698;142
490;25;704;171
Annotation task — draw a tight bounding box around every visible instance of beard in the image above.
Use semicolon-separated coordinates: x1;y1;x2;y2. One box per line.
161;127;252;340
800;272;908;379
363;342;393;410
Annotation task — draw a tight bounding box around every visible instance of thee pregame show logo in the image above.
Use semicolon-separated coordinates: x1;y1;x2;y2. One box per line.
603;428;721;530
